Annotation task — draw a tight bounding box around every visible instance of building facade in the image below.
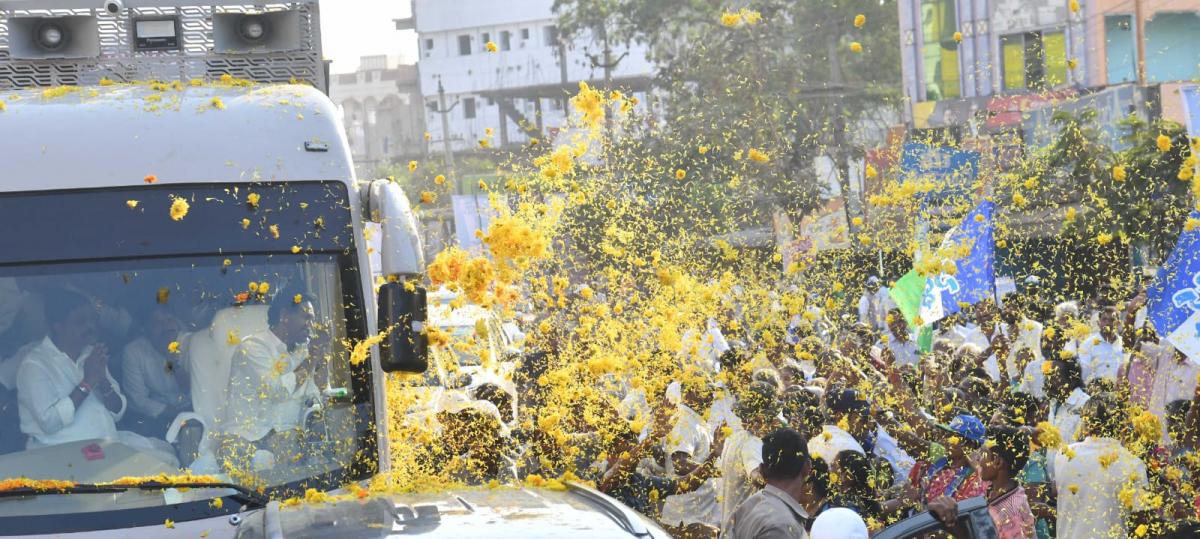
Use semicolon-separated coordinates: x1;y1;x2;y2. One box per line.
329;55;427;176
399;0;654;152
898;0;1200;131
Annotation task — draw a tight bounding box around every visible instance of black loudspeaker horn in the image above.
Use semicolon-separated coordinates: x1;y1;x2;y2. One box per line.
6;16;100;60
213;11;302;54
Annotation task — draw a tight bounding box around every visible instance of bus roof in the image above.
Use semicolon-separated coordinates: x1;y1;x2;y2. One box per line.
0;83;354;193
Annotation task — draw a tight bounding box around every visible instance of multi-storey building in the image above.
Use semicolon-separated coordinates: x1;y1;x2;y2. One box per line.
897;0;1200;134
329;55;427;176
398;0;654;152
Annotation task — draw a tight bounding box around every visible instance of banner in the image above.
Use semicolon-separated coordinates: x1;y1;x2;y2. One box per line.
1148;209;1200;365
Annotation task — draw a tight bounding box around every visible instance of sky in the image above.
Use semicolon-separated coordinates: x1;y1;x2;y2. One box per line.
320;0;419;74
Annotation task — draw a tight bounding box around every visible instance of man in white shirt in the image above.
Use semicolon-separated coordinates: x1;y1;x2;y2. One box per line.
122;308;190;435
661;379;721;531
950;300;1005;382
222;292;326;463
1044;356;1090;451
16;290;177;466
1015;348;1046;399
857;277;896;333
879;309;919;368
998;298;1043;380
719;381;780;531
1075;306;1125;384
1053;394;1151;538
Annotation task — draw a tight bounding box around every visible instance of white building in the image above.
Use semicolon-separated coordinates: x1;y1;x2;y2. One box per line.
329;55;427;175
399;0;654;151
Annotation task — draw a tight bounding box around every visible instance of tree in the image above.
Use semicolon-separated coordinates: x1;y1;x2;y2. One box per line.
1010;110;1192;262
552;0;902;233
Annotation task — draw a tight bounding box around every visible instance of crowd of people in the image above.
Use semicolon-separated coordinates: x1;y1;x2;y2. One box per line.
426;276;1200;539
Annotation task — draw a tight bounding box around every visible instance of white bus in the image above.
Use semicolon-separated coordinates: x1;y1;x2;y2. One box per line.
0;2;671;537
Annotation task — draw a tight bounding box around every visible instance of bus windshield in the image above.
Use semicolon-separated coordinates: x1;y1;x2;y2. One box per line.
0;183;375;520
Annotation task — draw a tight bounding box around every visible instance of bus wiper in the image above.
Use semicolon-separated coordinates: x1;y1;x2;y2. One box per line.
0;481;269;508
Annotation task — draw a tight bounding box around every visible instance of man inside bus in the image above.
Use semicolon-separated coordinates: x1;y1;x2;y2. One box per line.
221;291;327;470
15;289;179;467
122;306;191;437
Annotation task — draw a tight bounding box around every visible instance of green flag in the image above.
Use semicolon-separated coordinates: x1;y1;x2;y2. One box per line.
889;270;934;353
888;270;927;327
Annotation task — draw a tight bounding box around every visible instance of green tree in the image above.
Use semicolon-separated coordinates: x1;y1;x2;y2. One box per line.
552;0;902;233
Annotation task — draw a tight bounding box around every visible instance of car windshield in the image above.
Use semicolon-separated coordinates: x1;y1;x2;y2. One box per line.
0;183;373;519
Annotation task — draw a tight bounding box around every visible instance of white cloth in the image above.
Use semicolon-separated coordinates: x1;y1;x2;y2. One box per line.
718;428;763;530
122;336;189;418
1148;351;1199;424
0;341;38;390
1135;341;1199;444
224;330;319;442
16;337;126;447
700;319;730;371
708;392;742;433
1017;358;1046;399
953;323;1002;381
807;425;865;466
1045;387;1091;483
810;507;868;539
1053;437;1149;539
1049;388;1091;445
857;288;896;331
1003;318;1043;378
1076;333;1125;383
874;426;916;483
661;404;719;526
881;332;919;367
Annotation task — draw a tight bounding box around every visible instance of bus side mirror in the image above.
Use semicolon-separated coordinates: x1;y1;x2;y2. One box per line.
378;281;427;373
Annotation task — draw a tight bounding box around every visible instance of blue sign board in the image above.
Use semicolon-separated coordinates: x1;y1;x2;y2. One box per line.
900;142;981;204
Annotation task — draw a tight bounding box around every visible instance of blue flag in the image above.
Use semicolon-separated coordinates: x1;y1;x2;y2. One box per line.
919;200;996;324
1148;209;1200;364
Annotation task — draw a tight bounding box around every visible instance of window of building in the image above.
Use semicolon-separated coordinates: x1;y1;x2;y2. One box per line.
458;35;472;56
521;28;530;40
424;38;434;52
919;0;960;101
1000;30;1067;91
500;30;512;51
544;25;559;46
463;97;476;119
1105;14;1137;84
1144;12;1200;83
482;32;491;51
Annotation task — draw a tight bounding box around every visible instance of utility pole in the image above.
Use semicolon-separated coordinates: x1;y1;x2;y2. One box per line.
1135;0;1147;85
429;76;459;189
587;24;628;138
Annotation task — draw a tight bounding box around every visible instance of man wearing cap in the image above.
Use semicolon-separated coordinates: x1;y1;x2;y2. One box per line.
725;428;812;539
